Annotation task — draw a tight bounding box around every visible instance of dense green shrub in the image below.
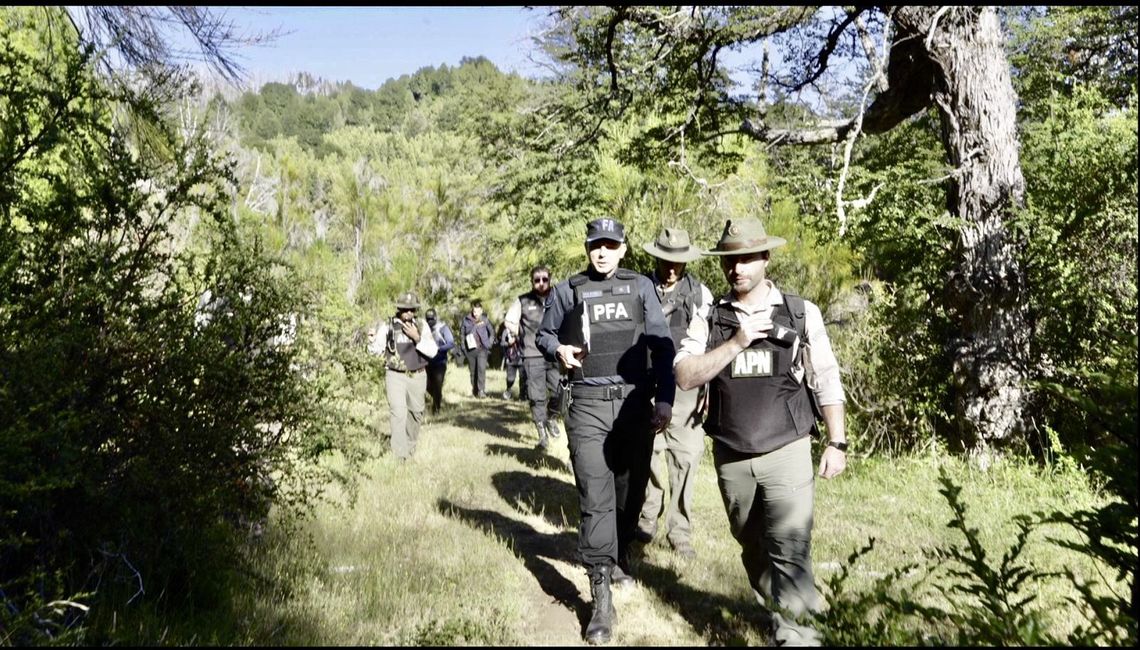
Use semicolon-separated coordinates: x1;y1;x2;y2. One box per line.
0;13;363;643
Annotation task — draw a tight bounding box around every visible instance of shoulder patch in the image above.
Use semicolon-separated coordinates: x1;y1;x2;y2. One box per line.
612;284;632;295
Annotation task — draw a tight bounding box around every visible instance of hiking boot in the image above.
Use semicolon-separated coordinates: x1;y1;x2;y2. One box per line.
502;390;513;400
611;562;634;588
545;419;562;439
634;524;655;544
585;565;616;644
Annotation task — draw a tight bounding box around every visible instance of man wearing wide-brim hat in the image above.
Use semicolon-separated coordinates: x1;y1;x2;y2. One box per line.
372;291;438;461
635;227;715;560
674;216;849;645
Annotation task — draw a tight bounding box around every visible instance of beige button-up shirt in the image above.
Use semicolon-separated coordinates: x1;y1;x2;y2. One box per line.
674;280;846;406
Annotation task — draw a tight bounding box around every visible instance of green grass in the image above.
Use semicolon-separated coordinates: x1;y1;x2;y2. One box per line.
108;366;1122;645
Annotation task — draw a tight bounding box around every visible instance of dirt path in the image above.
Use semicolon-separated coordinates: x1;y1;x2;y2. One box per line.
440;389;711;646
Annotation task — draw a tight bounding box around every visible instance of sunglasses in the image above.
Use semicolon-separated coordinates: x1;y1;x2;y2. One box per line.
532;276;550;284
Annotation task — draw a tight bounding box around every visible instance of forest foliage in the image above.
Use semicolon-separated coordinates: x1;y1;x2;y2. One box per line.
0;4;1135;645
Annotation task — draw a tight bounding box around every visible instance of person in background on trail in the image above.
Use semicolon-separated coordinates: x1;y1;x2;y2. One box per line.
636;227;715;560
536;218;674;645
425;308;455;415
674;216;848;647
460;299;495;398
503;264;563;451
372;292;438;461
498;321;525;401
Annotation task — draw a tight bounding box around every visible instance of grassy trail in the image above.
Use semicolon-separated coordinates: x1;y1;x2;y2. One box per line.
232;367;1110;646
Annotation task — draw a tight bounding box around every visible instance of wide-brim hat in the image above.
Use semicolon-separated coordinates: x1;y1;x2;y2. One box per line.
702;217;786;256
642;227;703;263
395;291;421;310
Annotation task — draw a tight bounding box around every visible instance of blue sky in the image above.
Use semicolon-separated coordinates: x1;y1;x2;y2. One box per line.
222;7;548;89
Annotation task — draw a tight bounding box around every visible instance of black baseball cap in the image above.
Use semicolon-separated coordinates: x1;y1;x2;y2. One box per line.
585;218;625;243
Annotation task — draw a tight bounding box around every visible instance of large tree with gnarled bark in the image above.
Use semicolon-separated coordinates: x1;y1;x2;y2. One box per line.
537;5;1034;457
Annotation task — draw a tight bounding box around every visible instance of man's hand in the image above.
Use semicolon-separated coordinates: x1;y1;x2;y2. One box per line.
818;446;846;479
401;320;420;343
731;308;774;349
650;402;672;434
556;344;586;369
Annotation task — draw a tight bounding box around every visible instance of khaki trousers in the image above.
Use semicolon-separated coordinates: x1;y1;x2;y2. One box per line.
713;435;823;645
386;369;426;459
639;384;705;546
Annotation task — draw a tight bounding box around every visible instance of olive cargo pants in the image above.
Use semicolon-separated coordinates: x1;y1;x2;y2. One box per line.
713;435;823;645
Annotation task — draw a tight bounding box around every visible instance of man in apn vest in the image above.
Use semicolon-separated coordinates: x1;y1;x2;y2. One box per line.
503;264;563;450
537;218;675;645
675;217;848;646
636;227;715;560
379;292;438;461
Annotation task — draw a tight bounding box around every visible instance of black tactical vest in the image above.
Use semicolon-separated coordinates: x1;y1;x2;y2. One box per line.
562;269;646;382
704;301;815;453
518;291;546;358
657;274;701;347
386;319;428;373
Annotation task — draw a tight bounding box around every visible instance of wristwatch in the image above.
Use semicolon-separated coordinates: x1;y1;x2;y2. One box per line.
827;440;848;452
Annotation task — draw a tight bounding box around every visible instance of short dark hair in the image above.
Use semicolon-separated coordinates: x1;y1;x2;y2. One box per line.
530;264;550;279
471;299;482;308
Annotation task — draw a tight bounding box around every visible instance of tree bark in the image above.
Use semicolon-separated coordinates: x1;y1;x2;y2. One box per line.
894;6;1030;459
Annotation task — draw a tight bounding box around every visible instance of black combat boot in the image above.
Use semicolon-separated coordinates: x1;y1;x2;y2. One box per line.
584;565;616;644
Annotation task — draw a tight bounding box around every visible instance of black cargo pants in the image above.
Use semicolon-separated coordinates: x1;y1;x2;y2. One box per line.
565;383;655;570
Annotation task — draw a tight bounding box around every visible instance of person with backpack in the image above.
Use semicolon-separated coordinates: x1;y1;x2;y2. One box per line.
498;321;525;401
374;292;438;461
635;227;715;560
674;216;848;647
536;218;675;645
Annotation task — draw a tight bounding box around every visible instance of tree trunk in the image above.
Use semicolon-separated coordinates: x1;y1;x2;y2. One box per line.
895;7;1030;460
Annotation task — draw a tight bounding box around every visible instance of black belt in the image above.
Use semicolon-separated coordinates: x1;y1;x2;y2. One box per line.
388;367;425;374
570;383;636;400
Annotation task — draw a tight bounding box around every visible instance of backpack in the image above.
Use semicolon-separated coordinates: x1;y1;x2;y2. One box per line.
783;292;825;429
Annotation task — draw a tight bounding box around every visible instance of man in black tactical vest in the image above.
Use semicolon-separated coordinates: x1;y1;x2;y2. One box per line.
675;217;848;646
380;292;439;461
503;264;563;450
537;218;675;645
636;227;715;559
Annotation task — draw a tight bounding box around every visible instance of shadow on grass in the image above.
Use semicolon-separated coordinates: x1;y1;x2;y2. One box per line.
431;398;531;441
631;553;773;645
438;499;593;632
485;442;571;475
491;470;578;529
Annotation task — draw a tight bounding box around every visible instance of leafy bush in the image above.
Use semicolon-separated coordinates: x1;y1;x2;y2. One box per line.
0;13;363;643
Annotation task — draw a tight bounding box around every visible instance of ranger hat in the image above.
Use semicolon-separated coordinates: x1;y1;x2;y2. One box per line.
642;227;703;263
703;217;786;256
395;291;421;310
585;217;625;243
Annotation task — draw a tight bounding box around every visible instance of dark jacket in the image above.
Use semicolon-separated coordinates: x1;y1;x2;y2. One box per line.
427;320;455;367
460;313;495;352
